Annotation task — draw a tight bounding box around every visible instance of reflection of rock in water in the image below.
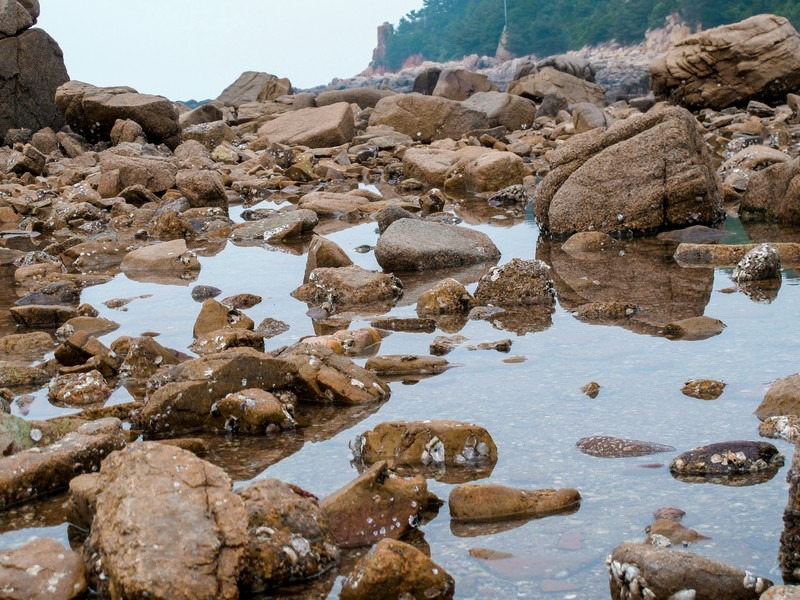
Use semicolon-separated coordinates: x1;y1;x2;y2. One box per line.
536;237;714;335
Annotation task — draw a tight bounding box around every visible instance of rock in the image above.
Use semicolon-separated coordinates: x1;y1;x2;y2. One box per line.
572;302;638;322
412;67;442;95
369;93;488;143
474;258;555;307
0;412;34;455
536;54;596;81
741;158;800;224
756;373;800;421
15;280;79;306
650;14;800;110
572;102;612;133
84;442;247;600
645;518;709;546
296;191;371;217
509;67;606;107
670;440;784;483
213;388;294;434
369;317;436;333
299;327;382;357
237;478;338;592
445;149;528;194
760;416;800;444
217;71;292;107
0;28;68;140
292;265;403;312
762;587;800;599
561;231;615;253
319;461;427;548
303;235;352;283
365;355;449;377
0;362;50;388
781;445;800;583
9;304;76;328
608;542;772;599
674;242;800;268
375;218;500;271
110;117;145;145
119;335;180;380
0;538;87;600
189;327;264;356
681;378;726;400
535;106;723;237
191;284;221;301
576;435;675;458
417;278;477;315
256;317;290;338
462;91;537;131
178;101;223;128
662;315;726;340
278;344;390;405
581;381;601;398
432;68;498;101
54;329;122;377
175;168;227;209
193;298;254;338
316;87;394;109
138;347;294;433
120;239;201;277
449;484;580;522
0;418;126;509
48;369;112;406
231;209;317;243
257;102;354;148
731;243;781;282
97;146;178;193
340;538;454;600
0;330;52;360
181;120;236;151
55;81;181;148
401;147;460;188
656;225;733;244
354;420;497;469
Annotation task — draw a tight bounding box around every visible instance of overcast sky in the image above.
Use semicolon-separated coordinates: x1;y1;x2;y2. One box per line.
37;1;424;101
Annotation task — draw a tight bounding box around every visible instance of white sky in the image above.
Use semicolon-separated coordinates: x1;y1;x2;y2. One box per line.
37;1;424;101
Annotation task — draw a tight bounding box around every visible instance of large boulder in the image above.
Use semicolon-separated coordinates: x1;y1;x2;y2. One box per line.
0;27;68;141
316;87;394;109
432;68;498;101
0;0;39;37
741;158;800;224
216;71;292;107
84;442;248;600
375;218;500;271
508;67;606;107
650;14;800;110
257;102;354;148
55;80;181;148
462;91;537;131
97;145;178;193
369;93;488;143
534;106;723;237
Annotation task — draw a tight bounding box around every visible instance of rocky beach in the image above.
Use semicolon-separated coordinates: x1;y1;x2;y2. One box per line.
1;3;800;599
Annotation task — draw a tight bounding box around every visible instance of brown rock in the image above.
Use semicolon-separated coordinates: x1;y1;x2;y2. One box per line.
662;315;726;340
365;355;450;377
303;235;352;283
0;538;87;600
741;158;800;224
0;362;49;388
432;68;498;101
230;209;317;243
175;168;227;209
213;388;294;433
340;538;454;600
54;329;122;376
119;335;181;380
217;71;292;107
84;442;247;600
756;373;800;420
417;278;477;315
682;378;726;400
449;484;580;522
445;149;528;194
645;518;709;545
193;298;254;338
474;258;555;307
462;91;537;131
257;102;355;148
316;87;394;109
292;264;403;312
509;67;606;106
120;239;201;276
189;327;264;356
320;461;427;548
48;369;112;406
97;147;178;193
9;304;76;328
674;242;800;268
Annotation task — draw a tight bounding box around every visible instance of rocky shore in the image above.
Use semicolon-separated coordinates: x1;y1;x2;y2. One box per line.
1;4;800;599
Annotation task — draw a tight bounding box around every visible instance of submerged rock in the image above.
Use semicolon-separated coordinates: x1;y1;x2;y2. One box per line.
670;440;784;485
449;484;580;522
576;435;675;458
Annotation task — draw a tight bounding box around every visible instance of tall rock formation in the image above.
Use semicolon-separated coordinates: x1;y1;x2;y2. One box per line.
0;0;69;142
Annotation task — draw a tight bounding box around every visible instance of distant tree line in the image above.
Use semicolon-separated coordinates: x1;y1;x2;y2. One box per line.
380;0;800;70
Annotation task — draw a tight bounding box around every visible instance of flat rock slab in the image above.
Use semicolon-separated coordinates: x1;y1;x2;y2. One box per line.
365;354;449;377
576;435;675;458
0;538;87;600
449;484;580;522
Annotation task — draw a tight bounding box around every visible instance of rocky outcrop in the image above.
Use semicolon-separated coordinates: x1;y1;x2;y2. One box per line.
740;158;800;224
257;102;355;148
432;68;498;101
509;67;606;106
650;14;800;110
534;106;723;237
216;71;292;107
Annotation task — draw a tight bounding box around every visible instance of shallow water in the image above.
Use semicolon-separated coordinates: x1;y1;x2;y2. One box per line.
1;196;798;598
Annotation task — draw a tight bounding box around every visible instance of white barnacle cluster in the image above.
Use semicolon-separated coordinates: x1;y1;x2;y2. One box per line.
607;558;657;599
455;434;490;464
742;571;768;594
421;436;445;465
348;434;366;459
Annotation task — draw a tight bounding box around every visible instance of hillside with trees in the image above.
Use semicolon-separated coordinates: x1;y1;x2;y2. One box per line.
379;0;800;71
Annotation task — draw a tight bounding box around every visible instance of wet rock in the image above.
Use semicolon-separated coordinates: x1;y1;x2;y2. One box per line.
0;538;87;600
238;478;339;592
762;587;800;599
256;317;290;338
608;542;772;599
375;218;500;272
757;374;800;421
193;298;254;338
292;265;403;313
231;209;318;243
320;461;428;548
449;484;580;522
296;191;371;217
0;331;53;361
355;420;497;470
54;330;122;377
369;316;436;333
9;304;76;328
572;301;638;322
534;106;722;237
303;235;353;283
61;316;119;338
576;435;675;458
299;327;382;357
175;168;227;209
365;355;450;378
55;81;181;148
213;388;295;434
670;440;784;484
429;334;467;356
0;412;34;456
474;258;555;307
0;362;50;388
760;416;800;444
191;284;221;301
138;347;293;433
279;344;390;405
444;149;528;194
662;316;726;340
731;243;782;282
416;278;477;315
189;327;265;356
15;280;79;306
782;445;800;583
650;14;800;110
119;238;201;276
674;242;800;268
0;418;126;508
48;369;112;407
119;335;181;380
656;225;733;244
561;231;615;254
581;381;601;398
645;518;709;546
741;157;800;224
681;378;726;400
369;93;488;143
340;537;454;600
84;442;247;599
257;102;355;148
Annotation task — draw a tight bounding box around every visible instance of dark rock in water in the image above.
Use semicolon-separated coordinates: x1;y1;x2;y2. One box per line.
15;280;80;306
656;225;734;244
191;284;221;301
340;538;454;600
670;440;784;486
576;435;675;458
608;542;772;599
256;317;290;338
781;445;800;582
